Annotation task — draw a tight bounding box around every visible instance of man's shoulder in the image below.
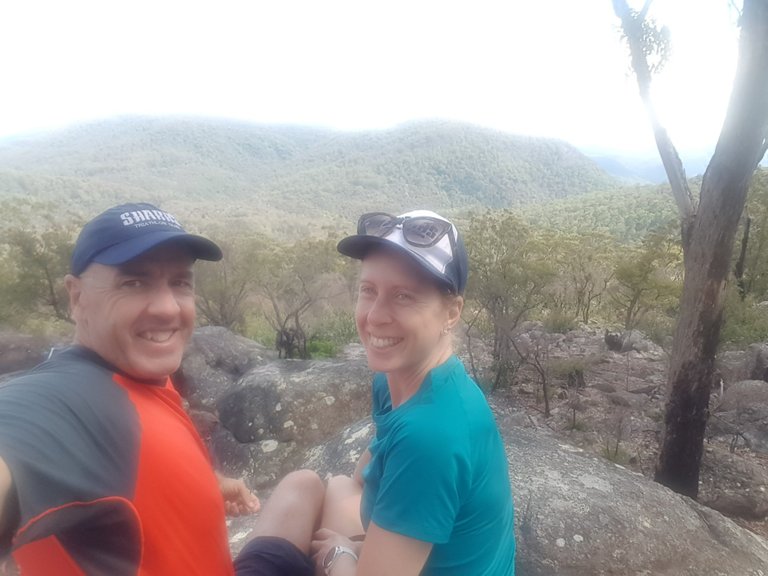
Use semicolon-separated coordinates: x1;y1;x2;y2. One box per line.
0;346;115;399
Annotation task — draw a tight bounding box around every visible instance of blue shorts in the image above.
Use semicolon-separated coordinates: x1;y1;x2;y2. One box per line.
233;536;314;576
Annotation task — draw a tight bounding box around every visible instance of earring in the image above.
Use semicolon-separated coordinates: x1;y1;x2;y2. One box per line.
442;327;451;335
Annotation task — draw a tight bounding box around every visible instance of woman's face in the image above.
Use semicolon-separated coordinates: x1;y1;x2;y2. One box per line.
355;249;461;376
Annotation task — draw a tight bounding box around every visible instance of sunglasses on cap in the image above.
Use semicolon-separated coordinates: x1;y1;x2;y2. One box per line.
357;212;455;248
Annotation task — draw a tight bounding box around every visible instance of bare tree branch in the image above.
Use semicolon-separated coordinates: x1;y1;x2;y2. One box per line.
638;0;653;20
613;0;696;240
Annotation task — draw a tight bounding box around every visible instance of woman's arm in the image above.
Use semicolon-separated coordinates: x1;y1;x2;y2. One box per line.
356;522;432;576
313;521;432;576
352;449;371;487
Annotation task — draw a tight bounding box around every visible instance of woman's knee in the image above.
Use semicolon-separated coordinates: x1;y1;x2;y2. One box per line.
280;469;325;502
326;474;353;489
326;474;360;497
320;475;363;535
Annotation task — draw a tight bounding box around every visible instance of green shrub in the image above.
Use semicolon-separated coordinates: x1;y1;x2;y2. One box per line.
602;444;631;465
646;408;664;423
542;309;577;334
244;313;276;347
720;288;768;346
549;356;598;380
311;311;358;346
549;357;586;378
307;338;337;358
721;289;768;347
635;311;676;348
566;419;588;432
242;309;358;357
302;311;359;358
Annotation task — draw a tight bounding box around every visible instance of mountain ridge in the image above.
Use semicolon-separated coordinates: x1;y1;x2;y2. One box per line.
0;117;620;234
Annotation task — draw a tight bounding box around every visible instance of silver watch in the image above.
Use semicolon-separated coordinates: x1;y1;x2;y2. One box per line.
323;545;358;575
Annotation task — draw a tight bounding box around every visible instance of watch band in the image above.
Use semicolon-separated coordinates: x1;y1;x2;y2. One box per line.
323;545;359;575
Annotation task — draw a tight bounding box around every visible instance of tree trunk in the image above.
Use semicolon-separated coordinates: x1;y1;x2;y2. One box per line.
624;291;640;330
655;0;768;498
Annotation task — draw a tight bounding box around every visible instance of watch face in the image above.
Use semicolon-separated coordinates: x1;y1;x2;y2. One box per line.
323;546;339;569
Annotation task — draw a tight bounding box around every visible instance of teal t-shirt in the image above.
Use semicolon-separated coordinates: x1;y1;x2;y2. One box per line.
361;355;515;576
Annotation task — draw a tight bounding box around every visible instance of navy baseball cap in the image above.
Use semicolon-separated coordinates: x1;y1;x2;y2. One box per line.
337;209;468;295
71;203;223;275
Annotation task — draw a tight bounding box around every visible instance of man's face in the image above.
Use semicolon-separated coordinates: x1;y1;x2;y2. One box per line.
66;244;196;382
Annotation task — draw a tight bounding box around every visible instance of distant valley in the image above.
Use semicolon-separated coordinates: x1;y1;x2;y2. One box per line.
588;151;713;184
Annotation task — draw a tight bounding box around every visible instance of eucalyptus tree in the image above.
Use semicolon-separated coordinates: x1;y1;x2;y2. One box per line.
614;0;768;497
465;211;555;390
609;226;682;331
0;200;80;328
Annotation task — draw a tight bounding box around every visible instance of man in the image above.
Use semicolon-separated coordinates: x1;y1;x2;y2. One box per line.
0;203;322;576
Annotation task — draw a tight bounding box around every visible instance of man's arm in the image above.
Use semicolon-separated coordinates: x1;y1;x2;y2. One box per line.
0;456;16;546
215;472;260;517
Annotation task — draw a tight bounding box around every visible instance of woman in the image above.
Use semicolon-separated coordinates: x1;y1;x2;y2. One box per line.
312;210;516;576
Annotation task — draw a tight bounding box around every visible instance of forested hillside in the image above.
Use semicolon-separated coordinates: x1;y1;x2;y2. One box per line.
522;185;678;242
0;117;618;235
4;116;768;362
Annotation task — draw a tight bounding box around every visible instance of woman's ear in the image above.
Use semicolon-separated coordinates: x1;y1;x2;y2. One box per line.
446;295;464;330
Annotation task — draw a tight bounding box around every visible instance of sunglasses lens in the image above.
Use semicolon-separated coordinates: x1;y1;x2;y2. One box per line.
360;213;396;237
403;218;452;247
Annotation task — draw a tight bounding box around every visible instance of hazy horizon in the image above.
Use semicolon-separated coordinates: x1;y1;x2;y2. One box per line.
0;0;741;156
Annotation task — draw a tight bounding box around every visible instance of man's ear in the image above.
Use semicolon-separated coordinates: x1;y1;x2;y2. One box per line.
64;274;82;321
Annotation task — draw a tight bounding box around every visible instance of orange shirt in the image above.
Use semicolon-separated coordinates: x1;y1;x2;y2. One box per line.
0;346;234;575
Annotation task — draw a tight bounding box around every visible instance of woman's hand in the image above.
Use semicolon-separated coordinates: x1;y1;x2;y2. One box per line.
311;528;361;575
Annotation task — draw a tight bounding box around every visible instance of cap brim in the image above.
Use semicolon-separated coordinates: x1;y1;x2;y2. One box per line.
93;231;223;267
337;235;393;260
337;234;456;292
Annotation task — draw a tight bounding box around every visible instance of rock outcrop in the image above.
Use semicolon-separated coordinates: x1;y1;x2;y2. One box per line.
711;380;768;456
175;326;276;408
3;325;768;575
208;354;372;486
218;356;370;441
745;343;768;383
699;445;768;521
0;331;57;384
603;329;661;355
719;379;768;411
179;331;372;486
303;417;768;576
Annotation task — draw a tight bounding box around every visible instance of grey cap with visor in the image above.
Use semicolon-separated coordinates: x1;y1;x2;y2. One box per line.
337;209;468;295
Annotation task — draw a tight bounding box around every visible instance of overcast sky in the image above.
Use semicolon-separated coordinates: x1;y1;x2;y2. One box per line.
0;0;741;155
